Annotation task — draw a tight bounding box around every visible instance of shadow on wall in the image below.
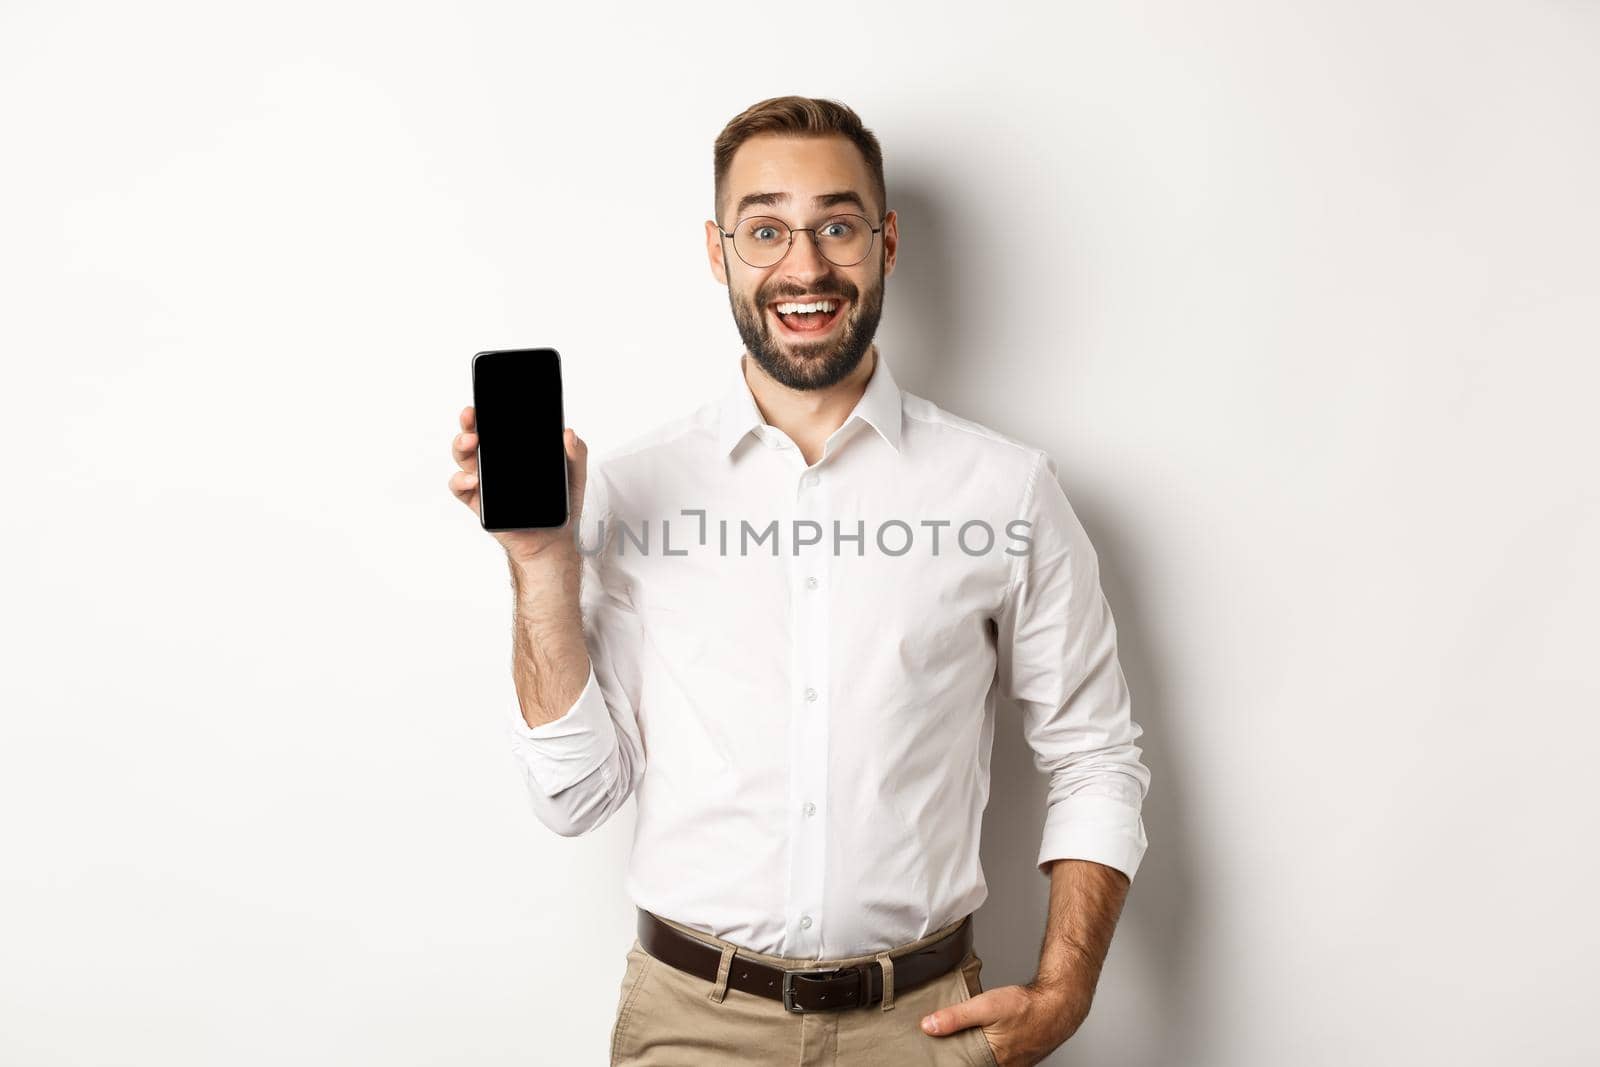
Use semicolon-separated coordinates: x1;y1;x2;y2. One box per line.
886;176;1209;1067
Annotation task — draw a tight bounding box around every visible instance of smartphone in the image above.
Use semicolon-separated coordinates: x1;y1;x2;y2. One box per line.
471;347;569;531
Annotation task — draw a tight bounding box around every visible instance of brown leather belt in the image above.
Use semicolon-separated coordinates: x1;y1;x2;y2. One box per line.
636;908;972;1014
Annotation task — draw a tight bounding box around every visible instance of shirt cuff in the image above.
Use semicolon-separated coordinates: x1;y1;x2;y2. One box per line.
506;661;617;797
1036;795;1149;880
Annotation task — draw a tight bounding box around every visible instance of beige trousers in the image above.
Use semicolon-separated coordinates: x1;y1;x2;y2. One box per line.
609;912;1000;1066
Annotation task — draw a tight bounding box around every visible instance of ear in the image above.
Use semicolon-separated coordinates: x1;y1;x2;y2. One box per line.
881;209;898;280
706;220;729;285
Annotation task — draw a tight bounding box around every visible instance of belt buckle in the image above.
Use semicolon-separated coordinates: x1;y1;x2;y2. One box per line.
781;966;858;1014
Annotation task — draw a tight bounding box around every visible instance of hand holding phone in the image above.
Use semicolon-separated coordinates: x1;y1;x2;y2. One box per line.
449;348;586;564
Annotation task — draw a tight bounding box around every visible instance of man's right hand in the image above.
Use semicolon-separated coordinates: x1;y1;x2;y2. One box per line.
448;405;589;567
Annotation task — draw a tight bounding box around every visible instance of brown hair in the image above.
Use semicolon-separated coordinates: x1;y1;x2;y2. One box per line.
712;95;887;226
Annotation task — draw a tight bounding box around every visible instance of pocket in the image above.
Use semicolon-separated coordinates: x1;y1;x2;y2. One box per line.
956;952;999;1067
958;950;984;998
609;942;653;1066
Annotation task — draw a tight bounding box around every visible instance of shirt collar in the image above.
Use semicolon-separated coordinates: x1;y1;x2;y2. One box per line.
716;346;904;458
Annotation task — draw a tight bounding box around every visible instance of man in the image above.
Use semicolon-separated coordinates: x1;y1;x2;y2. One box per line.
448;96;1150;1066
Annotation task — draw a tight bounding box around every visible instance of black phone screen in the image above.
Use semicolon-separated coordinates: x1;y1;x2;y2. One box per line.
471;348;568;531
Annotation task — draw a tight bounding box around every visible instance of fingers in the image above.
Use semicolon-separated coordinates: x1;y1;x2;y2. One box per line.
452;430;478;471
449;410;479;509
449;414;583;524
921;991;999;1036
448;468;479;503
451;409;480;508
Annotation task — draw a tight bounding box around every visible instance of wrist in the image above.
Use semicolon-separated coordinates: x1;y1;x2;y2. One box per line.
509;544;579;587
1029;947;1101;1003
1026;969;1095;1024
506;534;579;568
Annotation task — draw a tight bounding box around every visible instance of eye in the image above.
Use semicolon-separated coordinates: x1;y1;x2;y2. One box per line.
821;219;855;238
741;218;787;243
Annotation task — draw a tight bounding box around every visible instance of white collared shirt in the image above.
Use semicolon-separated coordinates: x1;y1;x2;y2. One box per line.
506;347;1150;959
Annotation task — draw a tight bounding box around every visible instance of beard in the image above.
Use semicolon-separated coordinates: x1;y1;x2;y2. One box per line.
728;253;886;391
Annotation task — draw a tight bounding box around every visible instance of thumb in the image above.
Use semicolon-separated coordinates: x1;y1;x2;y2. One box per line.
921;989;1002;1036
565;428;589;524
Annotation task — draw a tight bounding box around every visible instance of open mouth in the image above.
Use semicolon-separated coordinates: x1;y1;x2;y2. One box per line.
769;297;846;337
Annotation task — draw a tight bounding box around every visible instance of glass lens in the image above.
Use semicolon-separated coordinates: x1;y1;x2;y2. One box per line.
814;214;873;266
733;216;792;267
732;214;875;267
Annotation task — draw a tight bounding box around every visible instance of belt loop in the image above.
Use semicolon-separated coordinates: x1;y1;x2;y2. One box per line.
875;951;895;1011
707;944;736;1003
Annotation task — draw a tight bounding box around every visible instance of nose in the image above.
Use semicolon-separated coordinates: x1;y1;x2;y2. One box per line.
780;227;831;277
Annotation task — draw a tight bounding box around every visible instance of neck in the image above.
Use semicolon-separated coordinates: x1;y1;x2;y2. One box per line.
743;344;877;462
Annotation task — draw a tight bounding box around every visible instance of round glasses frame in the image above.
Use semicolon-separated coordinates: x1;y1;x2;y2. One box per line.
716;212;886;269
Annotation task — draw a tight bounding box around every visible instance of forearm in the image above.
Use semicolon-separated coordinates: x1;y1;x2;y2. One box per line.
1033;858;1130;1001
509;553;591;729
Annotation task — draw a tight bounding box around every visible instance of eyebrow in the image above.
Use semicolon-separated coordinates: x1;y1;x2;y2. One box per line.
734;190;869;219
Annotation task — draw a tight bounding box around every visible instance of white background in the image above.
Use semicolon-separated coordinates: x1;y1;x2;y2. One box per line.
3;2;1596;1064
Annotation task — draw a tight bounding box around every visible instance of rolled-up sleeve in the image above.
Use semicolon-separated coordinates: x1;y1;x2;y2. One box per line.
505;467;646;837
995;450;1151;879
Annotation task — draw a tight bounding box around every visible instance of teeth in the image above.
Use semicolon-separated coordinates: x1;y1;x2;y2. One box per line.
775;300;837;315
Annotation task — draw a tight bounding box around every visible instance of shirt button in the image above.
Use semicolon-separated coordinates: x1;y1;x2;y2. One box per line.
804;687;818;703
805;576;818;589
799;915;813;929
803;801;816;817
801;472;819;488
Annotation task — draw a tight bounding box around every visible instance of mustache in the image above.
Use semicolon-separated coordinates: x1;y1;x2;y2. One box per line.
759;283;857;303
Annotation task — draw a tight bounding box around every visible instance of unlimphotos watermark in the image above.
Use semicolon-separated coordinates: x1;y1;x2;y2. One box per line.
574;510;1035;558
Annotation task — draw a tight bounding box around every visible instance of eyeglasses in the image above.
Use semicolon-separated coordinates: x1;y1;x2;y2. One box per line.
716;212;885;269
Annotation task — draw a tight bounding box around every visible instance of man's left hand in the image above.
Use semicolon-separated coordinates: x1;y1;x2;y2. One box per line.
920;975;1092;1066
